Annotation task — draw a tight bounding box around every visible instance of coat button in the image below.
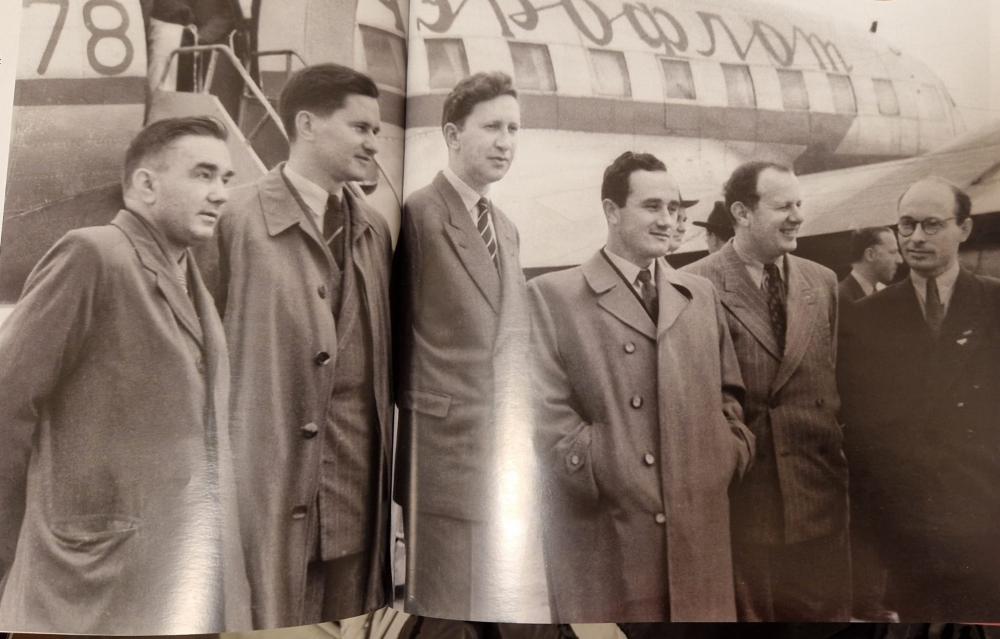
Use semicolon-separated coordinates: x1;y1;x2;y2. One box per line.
624;342;636;354
568;453;581;466
291;505;308;520
643;453;655;466
630;395;643;409
300;422;319;439
815;398;825;408
317;285;327;299
654;513;666;524
314;351;331;366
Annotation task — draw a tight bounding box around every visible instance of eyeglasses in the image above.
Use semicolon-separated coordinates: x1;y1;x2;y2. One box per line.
897;216;958;237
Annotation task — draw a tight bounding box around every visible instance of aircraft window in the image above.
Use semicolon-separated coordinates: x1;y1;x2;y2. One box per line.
426;39;470;91
722;64;756;108
660;59;696;100
918;85;946;120
361;27;406;91
509;43;557;92
874;78;900;116
777;69;810;111
828;74;857;114
590;50;631;98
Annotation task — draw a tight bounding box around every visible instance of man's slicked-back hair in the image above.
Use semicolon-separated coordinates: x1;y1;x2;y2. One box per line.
280;63;379;141
122;116;228;186
848;226;894;263
724;161;791;213
601;151;667;207
897;176;973;224
441;71;517;129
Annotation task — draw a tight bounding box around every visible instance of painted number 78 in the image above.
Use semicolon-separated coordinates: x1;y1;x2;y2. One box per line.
26;0;135;76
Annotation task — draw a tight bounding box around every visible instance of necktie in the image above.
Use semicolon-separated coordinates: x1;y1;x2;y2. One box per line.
476;198;499;271
324;193;345;269
637;268;658;323
763;263;786;352
925;276;944;336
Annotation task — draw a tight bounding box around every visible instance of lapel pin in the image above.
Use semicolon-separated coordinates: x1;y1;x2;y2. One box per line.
956;338;968;346
962;329;973;336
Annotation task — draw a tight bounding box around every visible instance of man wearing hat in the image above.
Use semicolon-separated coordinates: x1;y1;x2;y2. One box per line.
693;201;735;254
528;151;754;622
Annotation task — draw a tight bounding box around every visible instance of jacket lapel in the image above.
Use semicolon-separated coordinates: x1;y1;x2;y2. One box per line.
583;252;656;340
936;270;985;389
260;164;335;270
434;173;501;313
716;243;782;359
112;210;203;346
771;257;819;393
655;259;691;336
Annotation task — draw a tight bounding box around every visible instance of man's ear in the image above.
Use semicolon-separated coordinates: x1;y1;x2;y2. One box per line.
959;216;974;242
602;198;619;226
129;167;158;205
443;122;461;150
730;202;750;228
294;110;314;141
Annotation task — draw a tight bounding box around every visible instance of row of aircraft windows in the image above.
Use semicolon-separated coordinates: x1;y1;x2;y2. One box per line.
359;28;948;122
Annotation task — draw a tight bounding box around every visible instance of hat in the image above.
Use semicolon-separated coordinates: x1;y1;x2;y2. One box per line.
693;201;734;238
679;193;699;208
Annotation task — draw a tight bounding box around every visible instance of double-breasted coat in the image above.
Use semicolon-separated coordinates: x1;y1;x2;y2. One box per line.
684;242;848;547
0;210;250;634
201;166;393;628
528;253;754;622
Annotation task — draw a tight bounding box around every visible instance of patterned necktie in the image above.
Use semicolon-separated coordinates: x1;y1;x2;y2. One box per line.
476;197;499;271
925;276;945;336
763;262;786;352
324;193;345;269
637;268;658;323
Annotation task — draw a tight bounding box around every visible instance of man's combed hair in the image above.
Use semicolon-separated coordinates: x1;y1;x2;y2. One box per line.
897;176;972;223
441;72;517;129
724;161;791;212
279;63;379;141
601;151;667;207
848;226;894;263
122;116;228;186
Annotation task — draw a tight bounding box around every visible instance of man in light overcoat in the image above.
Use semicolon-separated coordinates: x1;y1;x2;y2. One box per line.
0;117;250;634
202;64;393;628
529;152;754;623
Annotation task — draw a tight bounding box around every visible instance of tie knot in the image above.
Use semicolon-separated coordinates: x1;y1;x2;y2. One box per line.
764;262;781;279
477;197;490;216
326;193;341;213
637;268;653;285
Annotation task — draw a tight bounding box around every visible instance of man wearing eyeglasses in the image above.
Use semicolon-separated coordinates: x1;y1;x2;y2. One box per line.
839;176;1000;620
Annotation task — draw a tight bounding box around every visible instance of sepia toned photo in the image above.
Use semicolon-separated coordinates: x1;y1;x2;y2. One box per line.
1;0;999;635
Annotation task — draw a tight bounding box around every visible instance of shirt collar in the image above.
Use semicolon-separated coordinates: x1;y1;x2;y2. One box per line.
732;238;785;289
603;247;656;287
283;164;340;227
910;260;961;307
849;269;878;297
443;166;488;215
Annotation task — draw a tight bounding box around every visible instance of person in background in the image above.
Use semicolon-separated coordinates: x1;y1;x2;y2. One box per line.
692;201;735;254
839;226;902;304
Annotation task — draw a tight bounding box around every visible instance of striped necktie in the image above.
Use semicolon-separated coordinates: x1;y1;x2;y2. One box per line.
324;193;345;269
476;197;499;271
636;268;658;322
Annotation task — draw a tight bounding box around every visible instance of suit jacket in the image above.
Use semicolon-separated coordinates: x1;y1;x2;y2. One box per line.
838;274;867;304
839;270;1000;552
684;242;848;545
200;165;393;628
529;253;754;622
393;171;529;522
0;210;250;633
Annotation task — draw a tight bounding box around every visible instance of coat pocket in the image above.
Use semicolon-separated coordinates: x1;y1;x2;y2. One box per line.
400;389;452;418
50;514;141;558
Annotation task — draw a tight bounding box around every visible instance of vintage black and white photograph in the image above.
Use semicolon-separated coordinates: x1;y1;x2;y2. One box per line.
0;0;999;635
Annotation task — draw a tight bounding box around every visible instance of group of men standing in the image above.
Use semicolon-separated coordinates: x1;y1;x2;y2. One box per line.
0;59;998;635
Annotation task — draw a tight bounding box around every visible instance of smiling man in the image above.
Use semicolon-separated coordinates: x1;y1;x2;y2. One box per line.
839;176;1000;620
202;64;394;628
528;152;754;623
392;71;531;620
0;117;250;633
684;161;850;621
